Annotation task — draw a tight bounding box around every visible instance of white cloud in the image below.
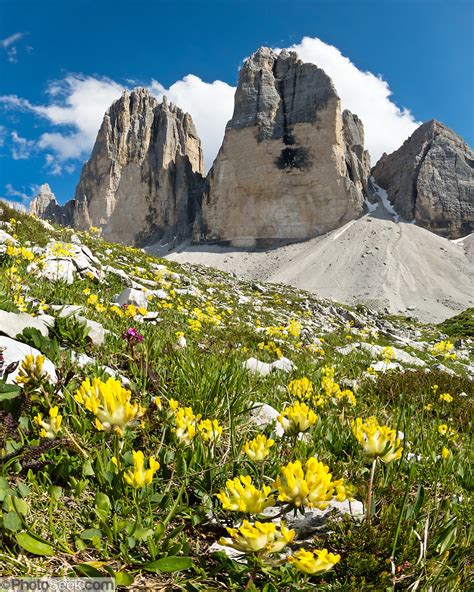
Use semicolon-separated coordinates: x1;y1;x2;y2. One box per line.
150;76;235;170
1;183;38;209
1;32;27;63
34;75;124;160
45;154;62;176
284;37;420;162
11;131;35;160
0;76;124;162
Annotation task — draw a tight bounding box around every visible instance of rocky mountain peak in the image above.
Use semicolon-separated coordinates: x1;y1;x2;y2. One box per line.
34;86;204;247
200;46;369;247
30;183;73;225
372;119;473;238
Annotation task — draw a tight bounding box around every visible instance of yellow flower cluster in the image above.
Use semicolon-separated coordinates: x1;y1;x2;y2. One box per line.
168;399;222;446
75;377;145;436
243;434;275;461
288;548;341;575
191;305;222;328
320;366;356;406
381;346;395;362
437;424;458;441
5;245;34;261
264;318;302;340
219;520;295;555
275;458;347;509
16;354;48;386
352;417;403;463
278;401;318;435
123;450;160;488
439;392;453;403
288;377;314;400
49;242;75;258
34;406;62;439
258;340;283;359
431;340;456;360
217;476;275;513
198;419;223;442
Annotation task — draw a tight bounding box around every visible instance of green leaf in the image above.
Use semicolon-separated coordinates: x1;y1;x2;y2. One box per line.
16;532;54;556
48;485;62;502
113;572;134;586
134;527;154;541
0;478;14;502
94;492;111;519
80;528;103;540
3;511;22;531
16;483;30;498
0;381;21;401
82;460;95;476
142;556;193;573
74;563;106;577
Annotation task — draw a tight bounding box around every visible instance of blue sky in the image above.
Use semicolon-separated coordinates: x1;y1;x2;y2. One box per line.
0;0;473;207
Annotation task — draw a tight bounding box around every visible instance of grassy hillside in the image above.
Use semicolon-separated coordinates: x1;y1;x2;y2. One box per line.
0;204;472;591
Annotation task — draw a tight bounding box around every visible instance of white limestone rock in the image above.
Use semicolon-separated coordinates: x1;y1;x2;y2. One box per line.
0;336;57;384
114;287;148;309
0;310;50;339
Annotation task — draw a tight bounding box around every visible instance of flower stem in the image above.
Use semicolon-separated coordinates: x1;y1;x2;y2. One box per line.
367;458;377;527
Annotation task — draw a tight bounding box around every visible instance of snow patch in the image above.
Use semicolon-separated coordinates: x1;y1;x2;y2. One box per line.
370;176;400;222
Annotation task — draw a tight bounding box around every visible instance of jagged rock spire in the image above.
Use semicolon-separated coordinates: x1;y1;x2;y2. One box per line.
200;47;370;247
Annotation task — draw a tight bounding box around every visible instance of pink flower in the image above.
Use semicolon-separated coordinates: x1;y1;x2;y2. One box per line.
122;327;143;344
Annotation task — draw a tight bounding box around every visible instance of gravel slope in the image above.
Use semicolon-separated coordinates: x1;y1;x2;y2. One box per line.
164;206;474;323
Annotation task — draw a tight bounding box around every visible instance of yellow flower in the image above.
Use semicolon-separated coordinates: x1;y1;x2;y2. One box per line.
34;406;62;439
431;340;456;360
123;450;160;488
219;520;295;555
438;424;448;436
243;434;275;461
286;318;302;338
439;393;453;403
137;307;148;316
87;294;99;305
198;418;223;442
441;447;450;459
125;304;137;317
278;401;318;435
288;548;341;575
288;377;313;400
217;475;275;513
74;377;145;436
382;346;395;362
352;417;403;464
424;403;433;411
188;319;202;332
16;354;48;385
6;245;34;261
275;458;345;509
174;406;201;445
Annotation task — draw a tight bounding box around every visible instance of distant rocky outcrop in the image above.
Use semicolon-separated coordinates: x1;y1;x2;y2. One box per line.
74;88;205;246
372;120;474;238
30;184;73;226
199;47;370;247
31;89;205;247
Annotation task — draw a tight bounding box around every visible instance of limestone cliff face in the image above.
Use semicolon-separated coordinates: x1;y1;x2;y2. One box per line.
73;88;204;246
199;47;370;247
372;120;474;238
29;184;73;225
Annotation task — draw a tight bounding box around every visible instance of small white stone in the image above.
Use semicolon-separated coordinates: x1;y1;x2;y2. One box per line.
114;288;148;309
